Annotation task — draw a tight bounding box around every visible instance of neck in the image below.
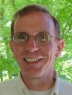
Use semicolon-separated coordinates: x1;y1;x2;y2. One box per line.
21;71;55;91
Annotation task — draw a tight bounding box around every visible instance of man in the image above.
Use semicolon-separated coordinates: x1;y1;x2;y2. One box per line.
0;4;72;95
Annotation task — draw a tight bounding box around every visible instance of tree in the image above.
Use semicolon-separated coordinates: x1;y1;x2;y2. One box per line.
0;0;72;82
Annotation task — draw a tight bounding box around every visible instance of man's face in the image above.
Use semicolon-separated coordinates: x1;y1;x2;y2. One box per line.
10;11;63;78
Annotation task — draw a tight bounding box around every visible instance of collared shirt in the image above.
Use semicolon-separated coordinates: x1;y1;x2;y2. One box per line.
0;70;72;95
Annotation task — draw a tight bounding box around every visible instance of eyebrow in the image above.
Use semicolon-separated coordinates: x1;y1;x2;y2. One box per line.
15;30;51;35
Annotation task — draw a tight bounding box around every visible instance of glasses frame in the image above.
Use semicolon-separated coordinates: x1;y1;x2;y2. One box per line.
10;32;56;46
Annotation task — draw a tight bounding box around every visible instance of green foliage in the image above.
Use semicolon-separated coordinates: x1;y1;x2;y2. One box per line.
0;0;72;82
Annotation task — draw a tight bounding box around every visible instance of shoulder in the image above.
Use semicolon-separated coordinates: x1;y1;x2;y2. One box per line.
0;78;18;94
0;78;18;87
59;79;72;94
60;79;72;87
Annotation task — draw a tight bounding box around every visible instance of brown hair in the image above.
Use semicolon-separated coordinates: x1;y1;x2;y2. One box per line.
11;4;60;39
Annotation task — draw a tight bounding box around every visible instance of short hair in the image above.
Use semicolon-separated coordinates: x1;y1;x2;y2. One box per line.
11;4;60;39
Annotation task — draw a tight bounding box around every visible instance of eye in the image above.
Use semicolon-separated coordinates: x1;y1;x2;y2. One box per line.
36;33;49;42
15;32;28;42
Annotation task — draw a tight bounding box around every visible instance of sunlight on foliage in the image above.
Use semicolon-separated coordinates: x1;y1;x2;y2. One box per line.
0;0;72;82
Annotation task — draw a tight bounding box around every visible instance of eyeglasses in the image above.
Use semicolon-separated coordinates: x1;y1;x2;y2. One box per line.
10;32;55;46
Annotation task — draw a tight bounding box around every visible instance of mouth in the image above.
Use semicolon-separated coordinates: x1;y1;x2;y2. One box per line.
23;58;42;63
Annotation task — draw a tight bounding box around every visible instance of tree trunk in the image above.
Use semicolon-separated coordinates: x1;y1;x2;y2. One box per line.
0;72;3;81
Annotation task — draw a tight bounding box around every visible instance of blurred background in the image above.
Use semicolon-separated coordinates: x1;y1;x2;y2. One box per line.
0;0;72;82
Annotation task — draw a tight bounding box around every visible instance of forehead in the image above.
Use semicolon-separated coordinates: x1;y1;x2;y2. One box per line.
14;11;55;35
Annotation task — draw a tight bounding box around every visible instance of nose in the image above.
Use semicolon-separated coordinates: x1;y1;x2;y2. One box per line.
25;36;38;52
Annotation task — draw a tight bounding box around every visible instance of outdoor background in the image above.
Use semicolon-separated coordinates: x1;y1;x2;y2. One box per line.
0;0;72;82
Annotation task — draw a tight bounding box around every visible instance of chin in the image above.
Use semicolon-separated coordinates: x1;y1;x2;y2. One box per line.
23;70;43;78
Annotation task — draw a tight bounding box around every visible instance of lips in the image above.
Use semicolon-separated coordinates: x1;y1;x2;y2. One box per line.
24;58;42;63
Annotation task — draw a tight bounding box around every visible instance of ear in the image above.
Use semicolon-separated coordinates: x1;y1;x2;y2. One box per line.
9;40;14;53
55;39;64;58
10;41;16;59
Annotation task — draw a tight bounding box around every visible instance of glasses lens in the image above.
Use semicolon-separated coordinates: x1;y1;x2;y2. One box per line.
35;32;50;45
14;32;28;45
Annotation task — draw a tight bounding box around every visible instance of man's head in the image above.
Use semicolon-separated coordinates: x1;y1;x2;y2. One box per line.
10;4;64;79
11;4;60;39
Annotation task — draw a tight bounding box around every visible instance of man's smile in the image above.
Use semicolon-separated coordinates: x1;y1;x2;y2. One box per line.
23;58;42;63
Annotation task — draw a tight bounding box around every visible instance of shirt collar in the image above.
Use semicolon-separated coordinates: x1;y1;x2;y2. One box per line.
50;70;59;95
17;70;59;95
17;72;31;95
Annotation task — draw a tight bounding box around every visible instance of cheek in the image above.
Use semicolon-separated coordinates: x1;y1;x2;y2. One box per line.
39;44;56;61
39;45;51;56
12;45;23;59
39;46;51;63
